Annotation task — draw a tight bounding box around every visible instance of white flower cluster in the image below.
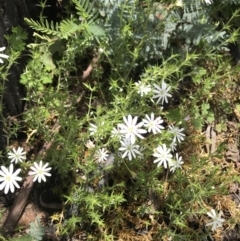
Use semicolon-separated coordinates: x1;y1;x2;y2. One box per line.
0;147;52;194
88;81;185;172
134;80;172;105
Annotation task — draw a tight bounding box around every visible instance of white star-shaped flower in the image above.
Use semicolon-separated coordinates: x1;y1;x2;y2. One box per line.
206;209;225;231
0;47;9;64
94;148;109;163
111;126;124;140
169;153;184;173
119;138;142;161
89;123;97;135
152;144;173;168
204;0;213;5
118;115;147;144
85;140;95;149
152;80;172;105
0;164;22;194
135;81;152;96
170;141;177;152
28;161;52;183
169;125;185;143
142;113;164;134
7;147;26;164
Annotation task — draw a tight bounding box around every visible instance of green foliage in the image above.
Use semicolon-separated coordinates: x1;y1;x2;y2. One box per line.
0;233;6;241
95;0;233;67
5;26;28;51
8;235;32;241
20;49;53;91
28;217;46;241
25;0;104;41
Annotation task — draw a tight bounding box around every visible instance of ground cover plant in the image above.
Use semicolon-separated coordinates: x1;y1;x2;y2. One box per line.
1;0;240;240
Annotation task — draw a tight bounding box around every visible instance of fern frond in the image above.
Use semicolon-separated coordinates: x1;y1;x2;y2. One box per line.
25;0;104;41
72;0;99;22
25;18;59;37
59;19;79;39
25;18;83;40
